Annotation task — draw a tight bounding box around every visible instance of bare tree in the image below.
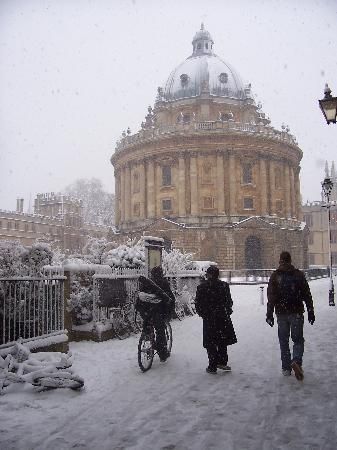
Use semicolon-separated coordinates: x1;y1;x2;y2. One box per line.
64;178;115;225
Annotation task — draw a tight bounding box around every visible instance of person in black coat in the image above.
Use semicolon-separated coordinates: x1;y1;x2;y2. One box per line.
195;265;237;374
137;266;175;362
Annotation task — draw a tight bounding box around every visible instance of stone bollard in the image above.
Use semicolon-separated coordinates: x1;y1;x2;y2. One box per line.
260;286;265;305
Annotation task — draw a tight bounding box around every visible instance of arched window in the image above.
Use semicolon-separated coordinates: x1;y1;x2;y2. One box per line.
133;171;140;193
242;163;253;184
202;163;213;184
162;166;172;186
275;168;282;189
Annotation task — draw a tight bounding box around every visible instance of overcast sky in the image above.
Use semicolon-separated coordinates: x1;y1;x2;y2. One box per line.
1;0;337;213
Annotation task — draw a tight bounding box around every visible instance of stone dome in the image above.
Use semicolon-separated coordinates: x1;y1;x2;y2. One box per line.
163;24;248;102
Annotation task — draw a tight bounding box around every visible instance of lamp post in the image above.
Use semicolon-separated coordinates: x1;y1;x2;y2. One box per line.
321;177;335;306
319;84;337;124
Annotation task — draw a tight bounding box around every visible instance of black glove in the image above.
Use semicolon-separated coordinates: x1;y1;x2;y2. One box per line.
266;315;274;327
308;310;315;325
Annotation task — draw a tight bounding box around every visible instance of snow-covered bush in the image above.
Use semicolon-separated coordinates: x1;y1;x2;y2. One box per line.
162;249;194;275
82;237;114;264
69;273;93;325
104;237;145;268
0;240;25;277
21;243;53;276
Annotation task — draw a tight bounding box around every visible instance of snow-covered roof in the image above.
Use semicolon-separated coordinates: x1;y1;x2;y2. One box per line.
162;25;250;102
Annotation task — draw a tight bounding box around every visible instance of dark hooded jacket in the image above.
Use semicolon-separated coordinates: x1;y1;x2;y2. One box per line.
137;268;175;319
267;262;314;316
195;278;237;348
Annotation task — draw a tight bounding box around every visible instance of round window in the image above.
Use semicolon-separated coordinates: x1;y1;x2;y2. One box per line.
219;73;228;84
180;73;189;87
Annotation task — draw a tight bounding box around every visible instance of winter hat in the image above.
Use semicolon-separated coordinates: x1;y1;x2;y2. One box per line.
206;265;219;278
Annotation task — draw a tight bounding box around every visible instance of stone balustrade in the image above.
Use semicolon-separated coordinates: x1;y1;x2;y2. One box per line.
114;120;298;153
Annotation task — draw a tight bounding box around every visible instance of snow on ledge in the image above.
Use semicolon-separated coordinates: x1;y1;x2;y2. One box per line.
0;331;68;357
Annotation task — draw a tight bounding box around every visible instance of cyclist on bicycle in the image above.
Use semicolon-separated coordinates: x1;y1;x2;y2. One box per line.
137;266;175;362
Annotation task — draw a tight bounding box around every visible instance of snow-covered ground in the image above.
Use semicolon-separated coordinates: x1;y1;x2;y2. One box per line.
1;278;337;450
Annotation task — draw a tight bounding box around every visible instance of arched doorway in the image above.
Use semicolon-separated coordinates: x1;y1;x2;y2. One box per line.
245;236;262;269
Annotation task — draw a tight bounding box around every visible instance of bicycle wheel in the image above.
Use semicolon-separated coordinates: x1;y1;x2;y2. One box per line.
33;373;84;390
138;329;155;372
165;322;173;354
111;308;131;340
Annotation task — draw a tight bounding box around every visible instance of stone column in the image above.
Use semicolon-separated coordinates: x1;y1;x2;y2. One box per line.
120;166;125;223
216;150;225;214
229;153;236;215
147;159;155;218
289;166;295;217
114;169;121;226
294;167;301;219
124;164;131;222
284;164;291;218
269;160;276;215
178;153;186;217
259;158;268;216
190;152;199;216
139;160;146;219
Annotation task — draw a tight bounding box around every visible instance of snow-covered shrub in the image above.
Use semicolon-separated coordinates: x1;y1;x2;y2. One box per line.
21;243;53;276
162;249;194;275
69;273;93;325
82;237;110;264
104;237;145;268
0;240;25;277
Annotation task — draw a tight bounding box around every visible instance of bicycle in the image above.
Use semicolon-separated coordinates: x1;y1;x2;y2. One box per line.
109;302;143;340
0;342;84;394
138;317;172;372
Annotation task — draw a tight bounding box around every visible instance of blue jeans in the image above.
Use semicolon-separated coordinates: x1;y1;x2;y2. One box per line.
277;313;305;370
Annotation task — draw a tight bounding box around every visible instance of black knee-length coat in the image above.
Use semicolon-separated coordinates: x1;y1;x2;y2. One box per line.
195;279;237;348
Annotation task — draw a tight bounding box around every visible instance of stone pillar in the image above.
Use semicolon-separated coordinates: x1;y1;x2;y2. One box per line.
289;166;296;217
294;167;301;219
259;158;268;216
284;164;291;218
216;150;225;214
114;169;121;226
124;164;131;222
269;160;276;215
229;153;236;215
178;153;186;216
147;159;155;218
120;166;125;223
139;160;146;219
190;152;199;216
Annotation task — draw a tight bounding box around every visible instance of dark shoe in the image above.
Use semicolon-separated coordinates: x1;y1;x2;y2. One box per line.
282;369;291;377
206;366;217;374
291;361;304;381
217;364;231;371
159;349;169;362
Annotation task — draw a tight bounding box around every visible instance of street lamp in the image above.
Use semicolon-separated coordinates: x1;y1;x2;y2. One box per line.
319;84;337;124
322;177;335;306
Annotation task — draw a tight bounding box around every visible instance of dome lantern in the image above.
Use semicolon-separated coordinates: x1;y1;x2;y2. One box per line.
191;23;214;56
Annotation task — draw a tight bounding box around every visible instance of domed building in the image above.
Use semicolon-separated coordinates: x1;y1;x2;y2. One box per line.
111;25;308;269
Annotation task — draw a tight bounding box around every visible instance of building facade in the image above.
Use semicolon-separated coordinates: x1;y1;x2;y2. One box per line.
0;193;109;253
110;25;308;269
302;161;337;267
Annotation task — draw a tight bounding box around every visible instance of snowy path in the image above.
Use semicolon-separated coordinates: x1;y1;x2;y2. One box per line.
1;278;337;450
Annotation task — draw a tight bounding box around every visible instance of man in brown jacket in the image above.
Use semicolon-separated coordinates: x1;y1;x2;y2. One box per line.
266;251;315;380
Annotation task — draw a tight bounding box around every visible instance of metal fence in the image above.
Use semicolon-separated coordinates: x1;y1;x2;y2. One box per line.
92;269;201;323
0;276;66;348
